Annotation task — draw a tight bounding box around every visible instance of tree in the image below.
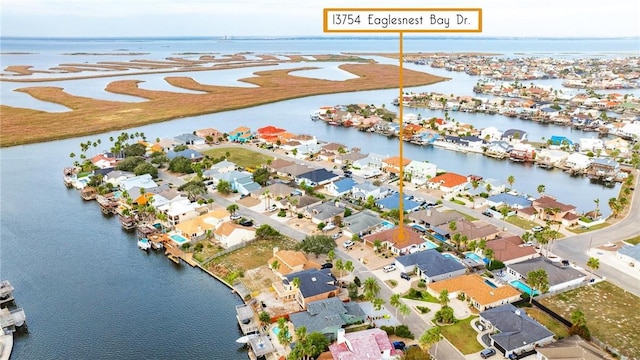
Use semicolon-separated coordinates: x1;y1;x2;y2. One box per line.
289;330;329;360
344;260;354;275
123;143;147;157
608;197;620;218
448;221;457;233
270;260;280;272
347;282;359;301
327;249;336;263
216;180;232;195
373;297;385;311
116;156;145;172
363;277;381;301
292;277;301;289
168;156;195;174
262;189;271;210
255;224;282;240
434;306;455;324
277;317;291;349
438;289;449;307
344;207;352;217
537;184;545;195
259;311;271;330
398;303;410;323
133;162;158;178
226;204;239;215
526;269;549;303
420;327;442;355
587;257;600;274
507;175;515;190
335;259;344;277
569;309;591;340
390;294;401;320
252;167;270;186
593;198;600;219
295;235;336;257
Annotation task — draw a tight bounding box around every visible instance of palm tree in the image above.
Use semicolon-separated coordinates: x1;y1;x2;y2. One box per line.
608;197;620;218
270;260;280;272
344;260;354;275
438;289;450;307
390;294;401;320
537;184;545;196
587;257;600;275
262;189;271;210
593;198;600;219
363;277;381;301
289;196;299;217
420;327;442;357
373;297;385;311
527;269;549;303
335;259;344;277
327;250;336;263
226;204;239;215
507;175;515;190
398;303;410;323
276;317;291;349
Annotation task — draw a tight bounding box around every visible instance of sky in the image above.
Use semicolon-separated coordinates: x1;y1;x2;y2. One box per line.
1;0;639;38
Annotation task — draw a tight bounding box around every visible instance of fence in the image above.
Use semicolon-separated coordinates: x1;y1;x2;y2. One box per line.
591;337;628;360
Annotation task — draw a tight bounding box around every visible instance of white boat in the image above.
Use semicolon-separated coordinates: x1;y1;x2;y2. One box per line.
137;238;151;251
150;240;164;250
235;333;258;344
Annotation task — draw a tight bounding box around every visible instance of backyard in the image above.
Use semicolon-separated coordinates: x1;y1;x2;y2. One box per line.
438;316;484;354
202;147;273;170
521;307;569;339
539;281;640;358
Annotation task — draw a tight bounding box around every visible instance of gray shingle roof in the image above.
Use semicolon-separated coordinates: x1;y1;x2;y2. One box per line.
481;304;554;351
507;257;586;287
618;244;640;261
289;297;363;334
396;249;465;277
285;269;337;299
344;211;383;234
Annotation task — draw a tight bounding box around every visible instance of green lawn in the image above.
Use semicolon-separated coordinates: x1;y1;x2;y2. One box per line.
504;216;538;230
540;281;640;358
202;147;273;170
402;288;439;303
567;222;611;234
624;235;640;245
524;307;570;339
447;210;477;221
439;316;484;354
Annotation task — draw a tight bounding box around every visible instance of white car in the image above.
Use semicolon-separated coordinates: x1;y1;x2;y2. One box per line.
531;226;544;232
230;213;241;220
383;264;396;273
323;223;336;231
332;232;343;240
343;240;355;249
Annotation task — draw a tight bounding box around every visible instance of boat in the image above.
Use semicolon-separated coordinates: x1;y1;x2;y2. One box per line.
137;238;151;251
236;333;258;344
119;215;137;231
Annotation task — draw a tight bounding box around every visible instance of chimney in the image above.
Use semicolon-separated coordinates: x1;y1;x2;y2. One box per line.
273;246;279;256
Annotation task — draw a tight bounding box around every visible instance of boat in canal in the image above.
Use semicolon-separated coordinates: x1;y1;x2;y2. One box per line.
137;238;151;251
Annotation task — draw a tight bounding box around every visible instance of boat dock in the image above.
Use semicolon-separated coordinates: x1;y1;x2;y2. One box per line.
0;282;14;308
0;280;28;360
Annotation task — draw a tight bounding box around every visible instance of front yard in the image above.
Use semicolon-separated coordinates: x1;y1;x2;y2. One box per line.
539;281;640;358
504;216;538;230
202;147;273;170
438;316;484;354
567;222;611;234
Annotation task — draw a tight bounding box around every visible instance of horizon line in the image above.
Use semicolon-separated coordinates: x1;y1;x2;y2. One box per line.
2;35;639;40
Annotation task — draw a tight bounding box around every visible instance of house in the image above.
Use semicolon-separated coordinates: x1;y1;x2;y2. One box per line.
256;125;287;141
352;153;385;171
214;222;255;248
532;196;577;224
174;209;230;242
289;298;366;340
351;182;386;200
328;328;403;360
506;257;587;294
158;198;207;227
480;304;555;358
104;170;135;187
280;195;322;213
250;182;298;200
282;269;339;309
166;148;204;161
208;160;236;174
409;209;463;229
342;211;385;238
427;274;521;311
194;127;222;141
394;249;466;282
208;170;261;195
588;158;620;178
306;202;345;224
501;128;528;142
296;169;340;186
174;133;205;145
90;153;117;169
536;335;612;360
268;247;321;278
485;236;538;265
291;134;317;146
564;153;591;171
155;138;179;152
382;156;412;174
321;142;347;154
486;193;533;210
278;163;315;178
579;138;604;152
268;158;294;173
485;141;513;158
427;173;468;194
509;144;536;162
435;219;500;242
616;244;640;270
405;160;437;185
375;193;421;212
119;174;157;191
363;225;427;256
228;126;253;143
325;178;357;197
335;151;368;165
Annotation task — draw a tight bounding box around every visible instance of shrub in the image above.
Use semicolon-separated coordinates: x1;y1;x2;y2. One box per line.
416;306;431;314
297;213;304;219
417;282;426;288
395;325;414;339
353;276;362;287
388;280;397;287
194;242;204;252
487;260;505;271
277;209;287;217
457;293;466;301
380;326;395;335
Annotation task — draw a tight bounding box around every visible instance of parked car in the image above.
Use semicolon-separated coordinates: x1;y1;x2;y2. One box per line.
239;219;253;227
400;272;411;281
532;226;544;232
480;348;496;358
383;264;396;273
321;262;333;269
392;341;406;351
343;240;355;249
230;213;241;220
323;223;336;231
482;210;493;217
332;232;343;240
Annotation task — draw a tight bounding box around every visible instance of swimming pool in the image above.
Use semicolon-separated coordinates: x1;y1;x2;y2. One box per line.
465;252;486;263
424;241;438;250
170;234;189;246
484;279;498;288
381;221;394;229
510;280;539;296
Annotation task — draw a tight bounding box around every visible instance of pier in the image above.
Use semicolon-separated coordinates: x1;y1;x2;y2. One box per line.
0;281;28;360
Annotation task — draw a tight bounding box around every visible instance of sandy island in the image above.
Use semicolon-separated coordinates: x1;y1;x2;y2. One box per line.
0;63;448;147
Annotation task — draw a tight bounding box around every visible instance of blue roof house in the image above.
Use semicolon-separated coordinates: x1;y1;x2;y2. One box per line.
394;249;466;282
375;193;421;212
324;178;357;197
486;193;532;210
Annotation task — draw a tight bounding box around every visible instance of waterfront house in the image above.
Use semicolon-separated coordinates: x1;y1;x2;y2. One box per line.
325;178;357;197
291;134;317;146
587;158;620;179
321;142;347;154
532;196;577;223
404;160;437;185
506;257;587;294
104;170;135;187
485;236;538;265
155;138;179;152
158;198;208;227
351;181;386;200
409;208;464;230
563;153;591;171
174;209;229;242
295;168;340;187
486;193;533;210
256;125;286;141
289;298;365;341
91;153;117;169
328;328;402;360
281;269;339;310
194;127;222;141
382;156;412;175
436;219;500;243
616;244;640;270
501;128;528;142
363;225;426;255
228;126;253;143
375;193;421;212
214;222;255;248
174;133;205;146
342;210;385;238
479;304;555;358
352;153;385;171
306;202;344;224
334;151;367;165
268;247;321;278
509;144;536;162
579;138;604;153
427;274;521;311
480;126;504;141
394;249;466;283
427;172;468;195
485;141;512;159
536;335;612;360
166;148;204;161
119;174;157;191
605;137;630;155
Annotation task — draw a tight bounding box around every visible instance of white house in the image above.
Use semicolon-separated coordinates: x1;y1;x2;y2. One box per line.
616;244;640;272
119;174;158;191
506;258;587;294
405;160;437;185
214;222;256;248
351;182;386;200
158;198;207;227
564;153;591;170
209;160;237;174
579;138;604;152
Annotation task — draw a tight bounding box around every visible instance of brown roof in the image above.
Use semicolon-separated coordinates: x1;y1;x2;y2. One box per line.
442;219;500;241
363;225;423;250
428;274;520;307
536;335;612;359
270;158;295;170
517;206;537;216
322;142;346;152
533;196;576;212
269;250;321;276
486;236;537;263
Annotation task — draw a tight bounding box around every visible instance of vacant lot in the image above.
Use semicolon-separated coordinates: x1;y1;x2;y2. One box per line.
207;237;297;278
524;307;569;339
539;281;640;358
202;147;273;170
439;316;483;354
